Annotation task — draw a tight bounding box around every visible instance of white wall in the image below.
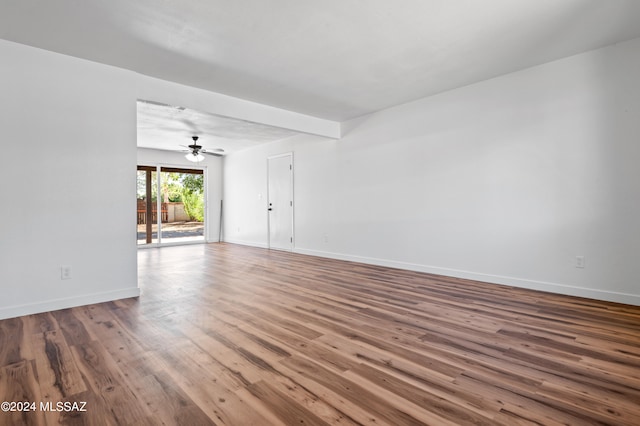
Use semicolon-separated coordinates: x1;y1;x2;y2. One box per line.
0;38;339;320
136;148;223;242
0;39;140;319
224;37;640;305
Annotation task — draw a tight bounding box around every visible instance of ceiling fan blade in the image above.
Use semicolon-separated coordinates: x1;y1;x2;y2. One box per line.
202;151;223;157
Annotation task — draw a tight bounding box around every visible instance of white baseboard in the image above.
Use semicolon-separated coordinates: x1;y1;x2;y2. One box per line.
293;247;640;306
222;238;269;249
0;287;141;321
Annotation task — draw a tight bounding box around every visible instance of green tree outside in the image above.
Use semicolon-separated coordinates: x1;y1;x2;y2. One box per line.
137;171;205;222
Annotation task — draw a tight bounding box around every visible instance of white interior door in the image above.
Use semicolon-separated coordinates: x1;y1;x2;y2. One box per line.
268;153;293;250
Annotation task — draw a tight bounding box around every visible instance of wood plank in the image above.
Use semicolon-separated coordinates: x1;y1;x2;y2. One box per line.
31;329;87;399
0;317;25;367
69;340;153;425
280;355;442;425
0;242;639;425
245;380;329;425
0;360;46;426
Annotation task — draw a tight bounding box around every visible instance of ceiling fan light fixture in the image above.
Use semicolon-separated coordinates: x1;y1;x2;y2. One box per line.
185;152;205;162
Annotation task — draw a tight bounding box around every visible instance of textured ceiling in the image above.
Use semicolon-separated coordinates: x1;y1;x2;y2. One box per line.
137;100;300;155
2;1;640;123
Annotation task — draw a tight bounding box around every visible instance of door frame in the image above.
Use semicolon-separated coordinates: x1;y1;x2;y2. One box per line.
267;152;294;250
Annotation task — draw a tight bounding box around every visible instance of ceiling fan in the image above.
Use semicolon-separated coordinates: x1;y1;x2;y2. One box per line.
182;136;224;162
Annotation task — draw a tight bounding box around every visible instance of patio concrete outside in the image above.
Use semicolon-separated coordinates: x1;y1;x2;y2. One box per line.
137;221;204;244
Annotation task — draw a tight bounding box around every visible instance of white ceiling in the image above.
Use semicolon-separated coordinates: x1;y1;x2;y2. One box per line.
137;100;301;155
3;1;640;135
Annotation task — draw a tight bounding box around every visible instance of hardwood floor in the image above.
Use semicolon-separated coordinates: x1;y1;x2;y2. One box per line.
1;243;640;425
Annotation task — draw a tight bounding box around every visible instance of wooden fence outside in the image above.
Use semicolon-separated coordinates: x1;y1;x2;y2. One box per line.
137;200;168;224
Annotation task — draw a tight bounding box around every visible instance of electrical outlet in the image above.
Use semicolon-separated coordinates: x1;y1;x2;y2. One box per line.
61;265;72;280
575;256;585;269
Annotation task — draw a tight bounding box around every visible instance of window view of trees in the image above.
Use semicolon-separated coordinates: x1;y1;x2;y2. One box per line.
136;172;204;221
161;172;204;221
179;173;204;222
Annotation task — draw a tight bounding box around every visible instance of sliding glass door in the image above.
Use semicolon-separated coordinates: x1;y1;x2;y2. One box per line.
159;167;205;244
137;165;205;245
